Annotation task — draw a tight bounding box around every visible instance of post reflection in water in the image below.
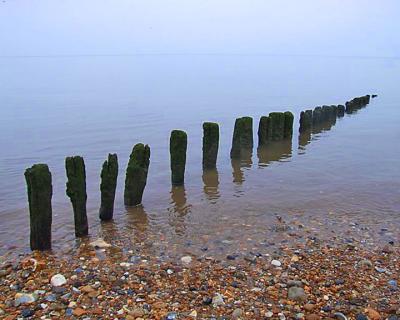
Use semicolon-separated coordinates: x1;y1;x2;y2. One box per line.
298;130;312;151
202;169;220;203
312;117;336;135
125;205;149;233
257;139;292;167
231;150;252;185
168;186;191;236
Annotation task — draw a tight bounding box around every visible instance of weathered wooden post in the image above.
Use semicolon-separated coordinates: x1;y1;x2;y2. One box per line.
299;110;313;132
202;122;219;170
66;156;88;237
124;143;151;206
312;107;323;125
257;116;269;147
230;117;253;158
170;130;187;185
283;111;294;138
337;105;345;117
99;153;118;220
268;112;285;141
24;164;52;251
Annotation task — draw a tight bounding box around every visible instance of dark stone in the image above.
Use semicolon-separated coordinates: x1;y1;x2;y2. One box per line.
202;297;212;305
170;130;187;185
99;153;118;221
283;111;294;139
299;109;313;132
24;164;52;251
202;122;219;169
355;314;368;320
124;143;151;205
372;94;378;98
21;308;35;318
230;117;253;158
66;156;88;237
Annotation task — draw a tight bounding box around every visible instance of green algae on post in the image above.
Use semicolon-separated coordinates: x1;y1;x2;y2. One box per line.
312;106;323;125
230;117;253;159
170;130;187;185
24;164;52;251
66;156;88;237
267;112;285;141
283;111;294;139
99;153;118;220
202;122;219;170
257;116;270;147
124;143;151;206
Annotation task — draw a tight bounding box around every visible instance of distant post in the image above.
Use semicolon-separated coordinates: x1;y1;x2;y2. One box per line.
283;111;294;138
24;164;52;251
170;130;187;185
99;153;118;220
312;106;323;125
124;144;151;206
230;117;253;158
202;122;219;170
337;105;345;117
299;110;313;132
66;156;88;237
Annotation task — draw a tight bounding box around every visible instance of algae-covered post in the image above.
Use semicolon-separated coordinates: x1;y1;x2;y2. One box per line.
299;110;313;132
257;116;269;147
124;144;150;206
267;112;285;141
283;111;294;138
202;122;219;170
24;164;52;251
170;130;187;185
99;153;118;220
231;117;253;158
66;156;88;237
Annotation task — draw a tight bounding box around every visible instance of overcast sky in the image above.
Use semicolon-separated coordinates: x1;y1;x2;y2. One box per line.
0;0;399;57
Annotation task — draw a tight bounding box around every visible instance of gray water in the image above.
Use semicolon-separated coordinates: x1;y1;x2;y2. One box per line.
0;54;399;256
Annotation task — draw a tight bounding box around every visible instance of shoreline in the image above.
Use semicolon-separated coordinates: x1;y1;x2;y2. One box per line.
0;235;398;319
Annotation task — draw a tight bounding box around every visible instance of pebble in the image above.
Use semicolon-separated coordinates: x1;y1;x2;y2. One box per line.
90;239;111;248
181;256;192;264
355;314;368;320
21;308;35;318
388;279;397;288
288;287;307;301
334;312;348;320
212;293;225;306
166;312;178;319
271;259;282;267
50;273;67;287
232;308;243;319
14;292;38;306
265;311;274;318
188;310;197;318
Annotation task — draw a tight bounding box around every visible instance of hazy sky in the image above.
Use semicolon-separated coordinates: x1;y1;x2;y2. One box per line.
1;0;400;57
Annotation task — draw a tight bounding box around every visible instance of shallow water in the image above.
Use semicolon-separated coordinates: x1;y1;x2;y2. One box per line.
1;55;400;257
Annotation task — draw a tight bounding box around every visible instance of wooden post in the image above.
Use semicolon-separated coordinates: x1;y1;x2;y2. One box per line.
230;117;253;158
202;122;219;170
299;109;313;132
257;116;269;147
99;153;118;220
267;112;285;141
283;111;294;138
312;107;323;125
24;164;52;251
337;105;345;117
66;156;88;237
170;130;187;185
124;144;151;206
